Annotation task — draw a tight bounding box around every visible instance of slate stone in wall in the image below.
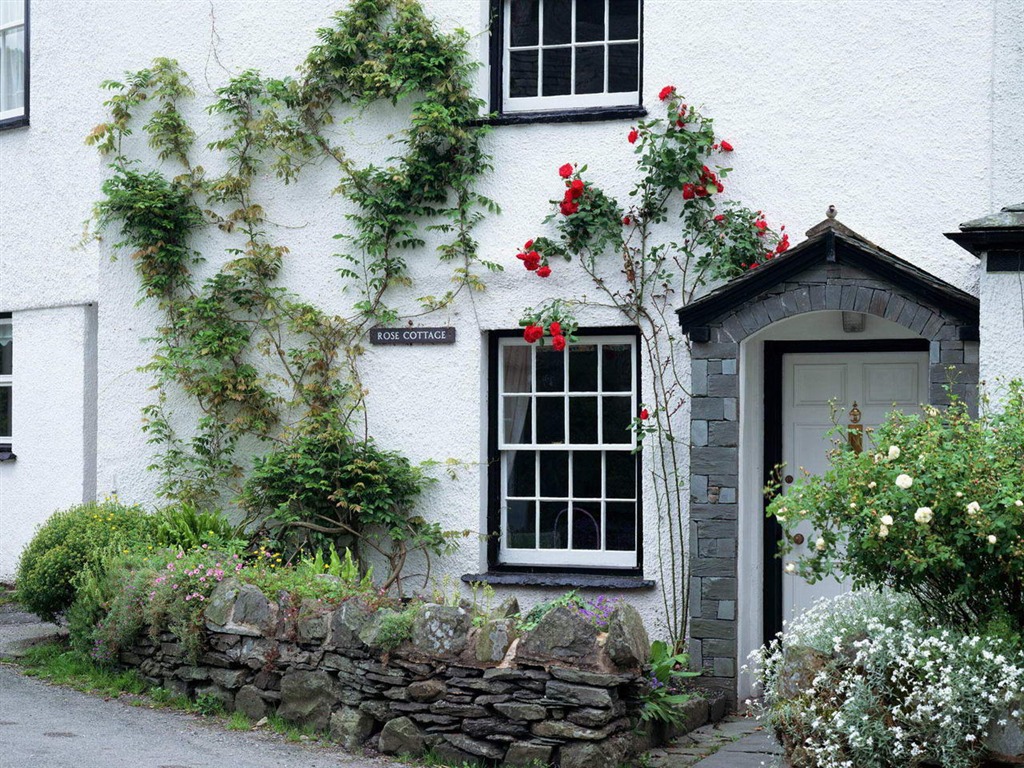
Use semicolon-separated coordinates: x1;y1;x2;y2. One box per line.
378;716;425;756
532;717;629;740
444;733;505;759
234;684;267;720
411;604;473;657
277;670;341;731
504;741;554;767
515;606;602;667
407;679;447;702
474;617;517;663
329;706;375;749
604;604;650;669
560;731;637;768
544;680;616;708
327;600;373;650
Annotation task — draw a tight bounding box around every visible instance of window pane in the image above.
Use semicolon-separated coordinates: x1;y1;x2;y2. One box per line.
606;501;636;551
535;397;565;443
568;344;597;391
510;0;539;46
507;450;536;497
575;0;604;42
509;50;539;98
536;346;564;391
539;501;569;548
542;47;572;96
602;396;632;443
569;396;597;443
602;343;632;391
0;385;9;437
575;46;604;94
606;450;636;498
608;0;638;40
503;345;532;392
543;0;571;45
0;0;23;26
507;500;536;548
539;450;568;496
0;330;10;376
607;43;638;93
571;503;601;550
503;396;533;443
1;27;25;113
573;451;601;498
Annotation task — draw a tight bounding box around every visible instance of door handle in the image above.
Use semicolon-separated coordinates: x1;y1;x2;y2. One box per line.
784;474;794;484
792;533;805;545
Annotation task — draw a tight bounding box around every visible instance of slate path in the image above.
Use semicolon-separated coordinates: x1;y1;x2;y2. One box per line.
650;715;789;768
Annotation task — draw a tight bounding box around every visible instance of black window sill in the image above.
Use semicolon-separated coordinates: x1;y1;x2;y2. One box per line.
462;571;655;590
0;115;29;132
473;105;647;128
0;444;16;462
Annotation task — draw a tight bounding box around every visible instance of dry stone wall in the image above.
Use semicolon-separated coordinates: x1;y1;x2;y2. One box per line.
119;581;667;767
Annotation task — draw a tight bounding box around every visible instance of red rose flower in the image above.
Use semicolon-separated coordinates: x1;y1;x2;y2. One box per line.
776;234;790;254
720;140;734;152
523;239;534;249
551;334;566;352
658;85;675;101
714;214;725;223
716;182;724;193
549;321;562;337
622;216;631;225
682;183;695;200
755;219;768;231
537;265;551;277
560;201;579;216
695;185;708;197
563;188;575;203
676;119;684;128
749;262;759;269
570;179;585;198
558;163;573;178
628;128;639;144
524;259;540;271
640;408;649;420
523;324;544;343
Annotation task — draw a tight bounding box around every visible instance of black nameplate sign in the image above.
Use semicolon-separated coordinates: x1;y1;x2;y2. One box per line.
369;326;456;345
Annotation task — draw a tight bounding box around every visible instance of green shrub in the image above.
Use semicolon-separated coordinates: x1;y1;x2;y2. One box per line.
769;381;1024;632
152;502;247;552
375;608;417;651
15;501;155;621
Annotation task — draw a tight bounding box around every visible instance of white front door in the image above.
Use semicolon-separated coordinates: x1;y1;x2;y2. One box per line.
780;351;928;624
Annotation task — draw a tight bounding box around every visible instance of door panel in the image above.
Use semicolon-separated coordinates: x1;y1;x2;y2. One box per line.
780;351;928;626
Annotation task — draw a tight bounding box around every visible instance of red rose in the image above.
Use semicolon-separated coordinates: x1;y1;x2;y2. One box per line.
560;201;579;216
551;334;566;351
640;408;649;420
716;182;724;193
558;163;573;178
776;234;790;254
570;179;585;198
682;184;695;200
524;259;540;271
755;219;768;231
523;239;534;249
628;128;639;144
563;188;575;203
720;140;734;152
749;262;759;269
537;265;551;277
658;85;675;101
622;216;631;225
695;185;707;197
524;324;544;343
549;321;562;337
676;119;684;128
714;214;725;223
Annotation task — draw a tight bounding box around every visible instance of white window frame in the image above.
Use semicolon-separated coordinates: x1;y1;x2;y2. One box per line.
497;334;638;568
502;0;641;114
0;317;11;443
0;0;27;123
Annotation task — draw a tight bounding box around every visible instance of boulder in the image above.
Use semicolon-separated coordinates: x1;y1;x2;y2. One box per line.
985;700;1024;764
277;670;340;731
775;645;831;699
605;603;650;668
328;600;373;650
330;706;375;749
443;733;505;759
234;684;267;720
475;617;518;663
296;599;331;644
378;716;425;756
204;580;239;628
516;606;601;666
504;741;553;767
560;731;637;768
411;604;472;657
407;679;447;703
432;741;483;767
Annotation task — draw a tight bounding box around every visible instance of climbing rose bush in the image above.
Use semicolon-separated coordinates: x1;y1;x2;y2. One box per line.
769;381;1024;633
751;591;1024;768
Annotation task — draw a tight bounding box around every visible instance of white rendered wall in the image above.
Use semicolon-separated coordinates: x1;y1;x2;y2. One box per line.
3;0;1022;637
979;256;1024;395
0;306;96;580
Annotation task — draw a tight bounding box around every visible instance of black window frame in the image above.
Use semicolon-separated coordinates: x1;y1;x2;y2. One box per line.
486;326;644;576
486;0;646;126
0;0;29;131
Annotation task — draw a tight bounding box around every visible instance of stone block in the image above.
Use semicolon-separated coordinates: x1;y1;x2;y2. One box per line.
690;397;724;420
544;680;615;708
379;716;425;756
504;741;553;767
689;619;736;640
604;603;649;669
559;731;636;768
712;657;736;678
411;604;472;657
516;607;600;667
717;601;736;621
707;374;737;397
330;706;375;749
691;558;734;577
443;733;504;759
407;679;447;703
277;670;340;731
475;617;517;663
494;702;547;721
691;446;738;475
691;419;708;446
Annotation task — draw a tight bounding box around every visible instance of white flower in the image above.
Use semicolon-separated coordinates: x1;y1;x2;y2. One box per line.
867;481;877;489
850;502;857;509
1015;499;1023;507
888;445;901;460
915;507;933;524
880;514;894;526
896;474;914;490
967;501;981;515
785;562;796;573
879;525;890;538
987;534;997;545
816;537;826;551
955;491;964;498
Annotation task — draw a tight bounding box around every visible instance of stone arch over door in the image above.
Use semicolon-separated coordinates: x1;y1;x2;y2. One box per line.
675;217;980;703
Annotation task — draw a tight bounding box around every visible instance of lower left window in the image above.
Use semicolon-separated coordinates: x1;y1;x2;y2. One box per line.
0;315;11;452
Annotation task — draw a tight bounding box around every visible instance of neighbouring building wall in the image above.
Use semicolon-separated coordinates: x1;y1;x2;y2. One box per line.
0;305;97;580
979;257;1024;393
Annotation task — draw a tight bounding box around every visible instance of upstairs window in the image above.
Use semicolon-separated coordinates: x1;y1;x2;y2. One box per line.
0;0;27;126
496;0;641;115
493;332;640;569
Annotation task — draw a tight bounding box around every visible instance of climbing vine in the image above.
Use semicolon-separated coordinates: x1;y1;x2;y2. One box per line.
515;86;786;651
89;0;494;590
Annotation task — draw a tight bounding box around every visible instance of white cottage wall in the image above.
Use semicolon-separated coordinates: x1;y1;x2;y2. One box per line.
1;0;1020;647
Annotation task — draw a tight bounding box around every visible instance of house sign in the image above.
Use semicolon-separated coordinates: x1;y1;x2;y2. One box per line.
369;326;456;345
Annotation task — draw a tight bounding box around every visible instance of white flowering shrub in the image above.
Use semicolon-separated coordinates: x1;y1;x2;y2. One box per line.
767;380;1024;632
751;591;1024;768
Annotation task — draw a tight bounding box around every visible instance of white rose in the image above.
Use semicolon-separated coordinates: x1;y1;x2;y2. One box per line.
879;525;889;538
966;501;981;515
914;507;933;524
955;491;964;498
987;534;997;544
850;502;857;509
880;514;894;526
815;537;826;551
867;481;877;489
784;562;796;573
895;474;914;490
887;445;900;460
1015;500;1023;507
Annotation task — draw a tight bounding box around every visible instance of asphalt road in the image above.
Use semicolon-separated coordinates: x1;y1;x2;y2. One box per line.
0;665;409;768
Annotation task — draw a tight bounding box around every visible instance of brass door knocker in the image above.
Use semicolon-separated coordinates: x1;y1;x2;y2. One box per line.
848;402;863;454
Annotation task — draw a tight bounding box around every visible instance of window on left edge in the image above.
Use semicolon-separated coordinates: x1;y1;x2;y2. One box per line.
0;0;27;126
0;317;11;447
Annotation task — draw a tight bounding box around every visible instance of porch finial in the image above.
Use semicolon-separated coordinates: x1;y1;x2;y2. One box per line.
826;204;837;219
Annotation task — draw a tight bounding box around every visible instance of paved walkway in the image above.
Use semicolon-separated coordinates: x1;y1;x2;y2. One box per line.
651;715;788;768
